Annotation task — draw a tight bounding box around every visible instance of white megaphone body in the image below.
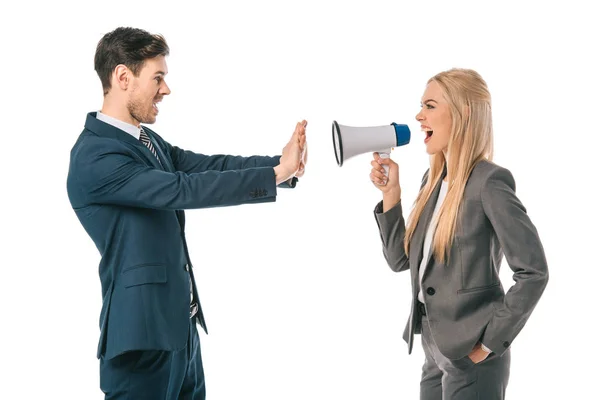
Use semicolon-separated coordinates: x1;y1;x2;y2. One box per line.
332;121;411;176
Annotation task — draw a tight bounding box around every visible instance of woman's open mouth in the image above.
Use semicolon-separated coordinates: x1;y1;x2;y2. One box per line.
424;128;433;143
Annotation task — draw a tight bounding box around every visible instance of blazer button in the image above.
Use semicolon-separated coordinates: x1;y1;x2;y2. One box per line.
503;341;510;348
426;287;436;296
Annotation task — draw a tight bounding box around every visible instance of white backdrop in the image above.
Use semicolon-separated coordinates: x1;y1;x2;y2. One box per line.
1;0;598;399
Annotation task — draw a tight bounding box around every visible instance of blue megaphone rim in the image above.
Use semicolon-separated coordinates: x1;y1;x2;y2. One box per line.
391;122;411;146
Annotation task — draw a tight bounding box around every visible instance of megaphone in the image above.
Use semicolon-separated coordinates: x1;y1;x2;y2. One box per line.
332;121;411;176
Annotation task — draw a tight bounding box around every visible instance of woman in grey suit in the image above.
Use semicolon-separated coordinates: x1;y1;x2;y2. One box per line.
371;68;548;399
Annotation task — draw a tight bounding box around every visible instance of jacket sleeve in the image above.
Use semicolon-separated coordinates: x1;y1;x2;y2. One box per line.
69;138;277;210
479;167;549;356
168;142;278;172
373;170;429;273
165;142;298;189
374;199;410;272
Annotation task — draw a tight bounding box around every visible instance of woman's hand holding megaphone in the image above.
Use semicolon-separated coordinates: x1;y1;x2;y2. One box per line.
371;152;401;208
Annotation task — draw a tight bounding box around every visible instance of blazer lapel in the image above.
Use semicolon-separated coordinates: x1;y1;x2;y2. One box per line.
410;166;448;271
140;145;164;170
142;126;175;173
141;126;186;230
85;112;164;170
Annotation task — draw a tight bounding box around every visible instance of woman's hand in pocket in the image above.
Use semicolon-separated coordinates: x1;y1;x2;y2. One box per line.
468;343;491;364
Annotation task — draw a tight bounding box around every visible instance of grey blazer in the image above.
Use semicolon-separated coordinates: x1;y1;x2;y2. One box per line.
374;160;549;360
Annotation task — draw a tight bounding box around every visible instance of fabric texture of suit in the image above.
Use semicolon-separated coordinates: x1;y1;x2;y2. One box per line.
67;112;296;361
374;160;549;360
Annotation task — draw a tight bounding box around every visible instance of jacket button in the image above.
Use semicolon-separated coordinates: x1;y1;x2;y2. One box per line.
503;341;510;348
426;287;435;296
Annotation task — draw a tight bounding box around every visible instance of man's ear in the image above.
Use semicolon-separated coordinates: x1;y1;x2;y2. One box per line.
114;64;130;91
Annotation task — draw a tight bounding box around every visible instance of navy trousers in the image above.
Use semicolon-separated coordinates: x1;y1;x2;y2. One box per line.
100;320;205;399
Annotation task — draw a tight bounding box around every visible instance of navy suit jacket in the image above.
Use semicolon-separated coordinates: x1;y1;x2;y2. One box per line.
67;112;296;360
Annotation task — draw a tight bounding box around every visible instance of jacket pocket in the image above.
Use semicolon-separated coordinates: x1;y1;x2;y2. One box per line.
457;282;500;294
121;264;167;288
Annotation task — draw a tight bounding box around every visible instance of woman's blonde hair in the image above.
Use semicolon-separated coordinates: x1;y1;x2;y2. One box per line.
404;68;494;263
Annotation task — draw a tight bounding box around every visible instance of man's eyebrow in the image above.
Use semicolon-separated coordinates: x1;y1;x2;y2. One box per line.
154;71;166;76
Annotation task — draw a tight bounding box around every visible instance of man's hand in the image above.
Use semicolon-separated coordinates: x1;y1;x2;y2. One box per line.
274;120;307;184
296;141;308;178
468;343;491;364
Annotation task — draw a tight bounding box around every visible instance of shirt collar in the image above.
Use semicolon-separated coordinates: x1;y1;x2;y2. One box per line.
96;111;142;140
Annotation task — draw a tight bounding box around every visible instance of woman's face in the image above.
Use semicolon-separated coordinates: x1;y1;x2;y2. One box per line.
415;81;452;156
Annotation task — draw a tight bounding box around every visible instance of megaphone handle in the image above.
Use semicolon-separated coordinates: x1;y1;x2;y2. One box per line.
379;152;390;177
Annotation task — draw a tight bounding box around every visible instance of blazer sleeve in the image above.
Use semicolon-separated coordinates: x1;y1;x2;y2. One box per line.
374;199;410;272
69;138;278;210
161;139;298;189
373;170;429;273
479;167;549;356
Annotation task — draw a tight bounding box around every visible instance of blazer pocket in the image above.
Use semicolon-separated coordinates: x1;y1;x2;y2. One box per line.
121;264;167;288
457;282;500;294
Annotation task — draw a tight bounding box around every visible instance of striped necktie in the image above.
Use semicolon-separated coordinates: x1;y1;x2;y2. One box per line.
139;127;161;164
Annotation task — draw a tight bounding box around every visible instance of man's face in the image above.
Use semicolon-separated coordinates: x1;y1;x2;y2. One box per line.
128;56;171;125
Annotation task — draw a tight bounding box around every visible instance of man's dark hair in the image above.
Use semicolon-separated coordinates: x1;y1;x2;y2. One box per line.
94;27;170;95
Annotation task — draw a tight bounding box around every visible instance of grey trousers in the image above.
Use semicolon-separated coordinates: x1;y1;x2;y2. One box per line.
420;315;510;400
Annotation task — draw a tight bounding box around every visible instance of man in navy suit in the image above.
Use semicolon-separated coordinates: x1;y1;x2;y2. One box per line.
66;27;307;399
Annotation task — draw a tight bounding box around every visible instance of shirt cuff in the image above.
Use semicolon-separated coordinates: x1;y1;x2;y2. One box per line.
481;343;493;353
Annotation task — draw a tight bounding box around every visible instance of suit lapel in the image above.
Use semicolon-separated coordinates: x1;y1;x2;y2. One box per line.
141;126;174;173
85;112;165;170
410;166;448;270
141;145;164;170
142;126;186;230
